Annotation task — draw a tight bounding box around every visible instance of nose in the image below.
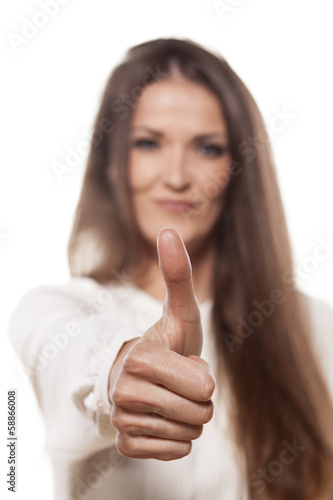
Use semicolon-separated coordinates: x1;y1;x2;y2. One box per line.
162;145;191;191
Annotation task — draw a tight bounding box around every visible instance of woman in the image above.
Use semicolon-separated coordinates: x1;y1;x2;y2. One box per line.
8;37;333;499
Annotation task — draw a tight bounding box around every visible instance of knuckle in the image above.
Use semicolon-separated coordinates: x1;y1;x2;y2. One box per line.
124;437;143;458
110;383;123;406
111;374;132;406
144;412;158;435
122;351;140;375
115;434;138;458
121;413;152;437
111;408;135;435
112;381;156;415
123;423;138;436
122;343;150;376
110;407;122;430
111;377;140;409
115;434;129;457
150;402;162;416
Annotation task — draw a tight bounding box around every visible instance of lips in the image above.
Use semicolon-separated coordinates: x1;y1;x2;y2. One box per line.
154;199;197;212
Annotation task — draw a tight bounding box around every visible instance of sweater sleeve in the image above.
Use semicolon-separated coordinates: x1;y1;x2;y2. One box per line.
7;278;145;460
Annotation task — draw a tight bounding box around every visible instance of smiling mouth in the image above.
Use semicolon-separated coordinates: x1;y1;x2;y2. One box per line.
154;199;198;212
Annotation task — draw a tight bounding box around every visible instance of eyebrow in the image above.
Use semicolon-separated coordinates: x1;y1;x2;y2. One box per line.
130;125;228;140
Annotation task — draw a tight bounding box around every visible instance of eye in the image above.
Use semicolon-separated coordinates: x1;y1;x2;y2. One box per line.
197;143;226;157
131;138;159;150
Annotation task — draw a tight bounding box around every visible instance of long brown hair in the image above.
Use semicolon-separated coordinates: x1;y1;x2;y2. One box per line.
68;38;333;499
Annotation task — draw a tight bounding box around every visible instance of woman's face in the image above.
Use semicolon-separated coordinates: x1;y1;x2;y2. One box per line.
128;75;231;254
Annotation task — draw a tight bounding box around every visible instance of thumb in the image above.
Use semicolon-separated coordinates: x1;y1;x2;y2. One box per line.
157;227;203;356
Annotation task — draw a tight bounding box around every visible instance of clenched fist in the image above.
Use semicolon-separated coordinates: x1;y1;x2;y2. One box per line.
108;227;216;461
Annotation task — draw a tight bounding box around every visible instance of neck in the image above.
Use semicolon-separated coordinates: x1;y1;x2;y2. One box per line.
133;239;216;305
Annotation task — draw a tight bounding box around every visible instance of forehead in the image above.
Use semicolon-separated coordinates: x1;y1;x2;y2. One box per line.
131;77;227;132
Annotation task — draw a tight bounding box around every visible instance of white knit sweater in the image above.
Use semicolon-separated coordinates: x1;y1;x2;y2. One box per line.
7;277;333;500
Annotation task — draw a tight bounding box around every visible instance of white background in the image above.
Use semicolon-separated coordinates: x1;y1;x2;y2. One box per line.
1;0;332;498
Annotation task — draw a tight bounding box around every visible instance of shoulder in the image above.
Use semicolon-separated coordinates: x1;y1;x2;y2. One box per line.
12;276;131;308
8;276;134;330
9;276;162;334
16;276;107;301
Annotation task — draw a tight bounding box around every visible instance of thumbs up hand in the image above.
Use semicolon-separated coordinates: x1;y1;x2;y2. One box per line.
109;228;216;461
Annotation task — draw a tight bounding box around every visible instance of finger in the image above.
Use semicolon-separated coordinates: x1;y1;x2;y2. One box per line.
114;374;214;425
157;227;201;325
114;408;203;441
116;433;192;461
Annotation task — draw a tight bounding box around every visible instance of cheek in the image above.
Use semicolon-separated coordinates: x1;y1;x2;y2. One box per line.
128;153;158;191
195;160;231;206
